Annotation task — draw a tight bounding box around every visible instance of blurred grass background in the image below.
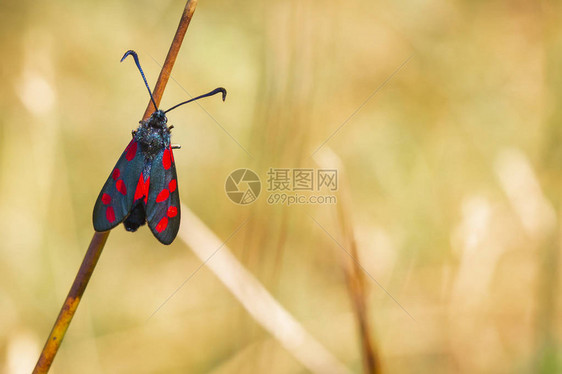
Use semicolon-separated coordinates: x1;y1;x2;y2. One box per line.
1;0;562;373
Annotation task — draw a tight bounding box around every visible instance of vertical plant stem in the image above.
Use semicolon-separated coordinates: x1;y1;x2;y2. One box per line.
32;1;199;372
315;149;381;373
32;232;108;374
336;181;381;374
144;0;198;118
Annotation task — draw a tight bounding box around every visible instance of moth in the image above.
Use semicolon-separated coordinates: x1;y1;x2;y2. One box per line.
93;50;226;244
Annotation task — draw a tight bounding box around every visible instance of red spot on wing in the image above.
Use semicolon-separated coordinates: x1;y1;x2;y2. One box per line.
167;206;178;218
134;173;150;203
162;148;171;170
106;206;116;223
156;189;170;203
116;180;127;195
126;141;138;161
155;217;168;233
112;168;120;180
169;179;177;192
102;193;111;205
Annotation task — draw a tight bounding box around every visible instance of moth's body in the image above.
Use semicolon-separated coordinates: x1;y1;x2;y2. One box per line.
135;110;171;159
122;110;174;234
92;50;225;245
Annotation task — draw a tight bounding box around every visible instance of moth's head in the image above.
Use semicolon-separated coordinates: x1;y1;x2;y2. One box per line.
149;110;168;128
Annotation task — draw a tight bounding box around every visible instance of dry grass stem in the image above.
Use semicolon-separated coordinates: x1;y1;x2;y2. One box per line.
178;205;351;374
315;147;381;373
32;1;199;372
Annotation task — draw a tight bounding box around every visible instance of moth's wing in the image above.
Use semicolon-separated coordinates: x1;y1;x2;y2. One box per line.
93;139;145;231
146;146;180;245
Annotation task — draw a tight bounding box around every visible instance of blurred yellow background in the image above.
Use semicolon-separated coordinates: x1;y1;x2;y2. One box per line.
1;0;561;373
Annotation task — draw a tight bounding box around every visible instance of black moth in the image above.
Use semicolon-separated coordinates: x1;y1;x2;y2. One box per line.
93;50;226;244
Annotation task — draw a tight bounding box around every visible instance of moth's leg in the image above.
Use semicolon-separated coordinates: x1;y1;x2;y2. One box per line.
171;144;181;149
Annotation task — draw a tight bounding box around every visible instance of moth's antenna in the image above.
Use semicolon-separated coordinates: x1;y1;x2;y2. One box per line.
121;50;158;111
164;87;227;113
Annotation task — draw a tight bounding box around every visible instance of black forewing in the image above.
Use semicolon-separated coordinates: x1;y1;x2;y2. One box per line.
146;146;181;244
93;139;144;231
